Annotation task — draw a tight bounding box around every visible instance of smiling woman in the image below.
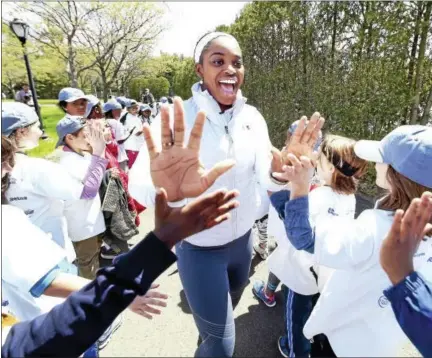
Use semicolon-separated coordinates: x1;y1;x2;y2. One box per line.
194;32;244;110
129;31;288;358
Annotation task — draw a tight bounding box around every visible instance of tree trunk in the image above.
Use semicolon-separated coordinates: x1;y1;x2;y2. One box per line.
421;87;432;125
410;2;431;124
330;2;338;73
365;2;375;59
100;68;108;102
407;3;423;90
302;3;308;106
356;2;368;61
403;2;423;124
67;37;78;87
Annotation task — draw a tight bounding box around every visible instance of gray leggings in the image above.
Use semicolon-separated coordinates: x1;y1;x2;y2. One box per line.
175;230;253;357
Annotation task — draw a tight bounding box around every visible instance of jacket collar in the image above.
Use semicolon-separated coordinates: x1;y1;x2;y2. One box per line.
190;82;247;124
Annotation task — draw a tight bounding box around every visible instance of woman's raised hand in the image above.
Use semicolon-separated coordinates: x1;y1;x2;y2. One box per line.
284;113;324;163
143;97;235;202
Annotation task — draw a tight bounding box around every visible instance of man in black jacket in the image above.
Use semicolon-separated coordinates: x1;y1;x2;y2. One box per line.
141;88;155;105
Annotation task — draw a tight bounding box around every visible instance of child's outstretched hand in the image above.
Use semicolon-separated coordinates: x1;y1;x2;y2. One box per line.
380;192;432;285
273;153;314;199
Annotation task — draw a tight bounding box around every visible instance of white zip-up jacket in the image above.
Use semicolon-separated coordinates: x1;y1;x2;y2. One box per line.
129;83;284;247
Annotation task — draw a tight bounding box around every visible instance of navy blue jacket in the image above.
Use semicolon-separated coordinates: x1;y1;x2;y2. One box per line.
384;271;432;357
2;232;177;357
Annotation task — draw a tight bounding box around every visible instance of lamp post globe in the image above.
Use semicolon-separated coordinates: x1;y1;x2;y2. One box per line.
9;18;29;45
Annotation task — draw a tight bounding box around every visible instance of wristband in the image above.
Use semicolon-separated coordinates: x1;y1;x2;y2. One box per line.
269;171;288;185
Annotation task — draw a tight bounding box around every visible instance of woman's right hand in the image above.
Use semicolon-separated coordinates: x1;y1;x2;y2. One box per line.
143;97;235;202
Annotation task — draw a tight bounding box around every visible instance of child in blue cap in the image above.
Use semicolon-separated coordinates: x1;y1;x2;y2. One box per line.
272;125;432;357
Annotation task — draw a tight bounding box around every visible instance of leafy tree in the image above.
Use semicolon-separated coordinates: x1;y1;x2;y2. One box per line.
13;0;105;87
80;2;164;100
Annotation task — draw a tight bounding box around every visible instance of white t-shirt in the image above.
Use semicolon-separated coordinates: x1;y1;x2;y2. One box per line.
304;208;432;357
1;205;66;321
267;186;356;295
107;118;128;163
58;151;106;241
123;113;145;152
5;153;81;262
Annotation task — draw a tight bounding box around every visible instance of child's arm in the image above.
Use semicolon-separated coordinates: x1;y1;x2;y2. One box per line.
270;192;315;254
272;154;374;269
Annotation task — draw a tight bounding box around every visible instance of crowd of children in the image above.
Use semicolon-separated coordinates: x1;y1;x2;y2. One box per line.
1;29;431;358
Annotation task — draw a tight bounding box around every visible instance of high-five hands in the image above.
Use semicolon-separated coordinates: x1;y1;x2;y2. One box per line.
380;192;432;285
143;97;235;202
271;113;324;183
85;120;106;157
128;284;168;319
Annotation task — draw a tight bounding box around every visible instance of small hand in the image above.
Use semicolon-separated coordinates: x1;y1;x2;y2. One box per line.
272;153;314;199
153;187;240;248
380;192;432;285
143;97;235;202
128;283;168;319
85;121;106;157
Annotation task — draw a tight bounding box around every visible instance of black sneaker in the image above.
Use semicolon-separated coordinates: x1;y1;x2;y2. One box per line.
100;246;119;260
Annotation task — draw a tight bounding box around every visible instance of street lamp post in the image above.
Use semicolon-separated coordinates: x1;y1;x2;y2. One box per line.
9;18;48;140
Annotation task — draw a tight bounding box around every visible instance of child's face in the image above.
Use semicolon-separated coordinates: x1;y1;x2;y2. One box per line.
375;162;390;189
316;153;334;185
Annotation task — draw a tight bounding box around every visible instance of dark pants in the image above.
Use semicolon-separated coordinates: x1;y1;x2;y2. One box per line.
176;230;253;357
266;271;281;294
282;285;317;357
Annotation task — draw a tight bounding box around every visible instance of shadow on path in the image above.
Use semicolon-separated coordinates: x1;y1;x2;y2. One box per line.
234;293;285;357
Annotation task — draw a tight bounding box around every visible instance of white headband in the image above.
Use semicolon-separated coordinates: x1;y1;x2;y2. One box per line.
193;32;238;64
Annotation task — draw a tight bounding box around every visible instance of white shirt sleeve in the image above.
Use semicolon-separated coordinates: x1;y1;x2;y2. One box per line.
313;209;377;270
128;144;157;207
30;158;83;201
252;110;286;192
1;205;67;292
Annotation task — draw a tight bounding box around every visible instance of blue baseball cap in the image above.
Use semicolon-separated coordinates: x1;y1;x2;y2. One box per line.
355;125;432;188
84;95;100;119
55;116;87;148
103;100;122;113
1;102;39;137
126;99;138;108
115;96;127;107
58;87;90;102
140;104;151;112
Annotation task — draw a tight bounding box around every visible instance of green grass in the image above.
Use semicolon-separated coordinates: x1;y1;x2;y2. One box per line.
38;99;59;105
3;98;58;105
27;105;64;158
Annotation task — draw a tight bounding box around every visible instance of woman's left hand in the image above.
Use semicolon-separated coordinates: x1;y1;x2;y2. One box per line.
270;146;284;174
128;284;168;319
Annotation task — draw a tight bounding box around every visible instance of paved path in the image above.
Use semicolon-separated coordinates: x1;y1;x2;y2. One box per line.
100;195;381;357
